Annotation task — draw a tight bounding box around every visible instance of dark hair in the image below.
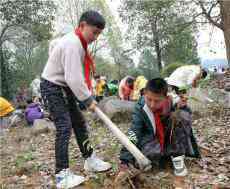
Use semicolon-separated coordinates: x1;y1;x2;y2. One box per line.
145;78;168;96
94;75;100;80
79;10;105;30
126;77;134;85
201;69;208;79
172;85;186;95
140;88;145;96
26;98;33;104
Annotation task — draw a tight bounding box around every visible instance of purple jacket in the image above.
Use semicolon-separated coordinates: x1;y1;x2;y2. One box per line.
25;103;43;124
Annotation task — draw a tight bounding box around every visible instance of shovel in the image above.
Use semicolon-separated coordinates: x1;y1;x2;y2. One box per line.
94;107;152;171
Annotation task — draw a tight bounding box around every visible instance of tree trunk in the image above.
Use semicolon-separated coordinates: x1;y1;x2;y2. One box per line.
223;30;230;66
154;34;162;71
151;19;162;71
0;45;3;96
0;25;11;98
220;0;230;65
0;45;9;98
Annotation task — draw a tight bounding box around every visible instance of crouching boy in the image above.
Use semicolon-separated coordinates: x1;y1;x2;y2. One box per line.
118;78;200;178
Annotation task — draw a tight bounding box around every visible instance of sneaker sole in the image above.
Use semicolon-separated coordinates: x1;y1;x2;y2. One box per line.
84;166;112;173
56;178;85;188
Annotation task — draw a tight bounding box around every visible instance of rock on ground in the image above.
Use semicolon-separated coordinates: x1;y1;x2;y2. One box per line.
31;119;55;136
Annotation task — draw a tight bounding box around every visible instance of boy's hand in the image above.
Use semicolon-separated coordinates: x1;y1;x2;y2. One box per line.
88;100;97;112
115;163;130;185
115;163;141;185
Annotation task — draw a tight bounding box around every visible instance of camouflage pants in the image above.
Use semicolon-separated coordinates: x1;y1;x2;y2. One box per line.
40;79;93;173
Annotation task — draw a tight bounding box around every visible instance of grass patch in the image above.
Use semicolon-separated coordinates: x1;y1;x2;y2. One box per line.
15;151;34;167
69;157;75;167
90;173;107;188
111;161;118;173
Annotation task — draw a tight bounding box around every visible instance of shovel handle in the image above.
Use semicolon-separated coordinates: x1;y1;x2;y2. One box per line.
94;107;151;171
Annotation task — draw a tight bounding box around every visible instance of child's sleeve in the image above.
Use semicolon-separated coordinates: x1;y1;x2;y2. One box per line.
63;42;93;107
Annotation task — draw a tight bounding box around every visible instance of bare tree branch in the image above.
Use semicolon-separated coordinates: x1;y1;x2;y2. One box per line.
208;1;219;15
197;0;223;29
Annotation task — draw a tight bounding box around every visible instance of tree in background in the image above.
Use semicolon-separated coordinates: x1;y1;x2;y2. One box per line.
161;62;186;78
197;0;230;65
90;0;136;80
176;0;230;65
13;39;49;88
56;0;90;28
0;0;56;98
119;0;200;72
162;17;200;65
138;49;160;79
95;56;119;80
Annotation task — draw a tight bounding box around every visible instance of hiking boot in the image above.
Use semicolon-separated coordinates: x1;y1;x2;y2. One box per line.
171;155;188;177
84;153;111;172
56;168;85;188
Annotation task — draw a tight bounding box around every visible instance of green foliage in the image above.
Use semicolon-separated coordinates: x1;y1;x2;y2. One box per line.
89;0;132;79
95;55;137;80
138;49;160;79
95;56;119;80
1;49;15;98
15;151;34;168
90;0;122;50
120;0;176;70
30;23;53;42
162;17;200;65
111;162;118;173
127;67;142;78
119;0;200;71
3;41;49;99
0;0;55;99
161;62;185;77
0;0;56;36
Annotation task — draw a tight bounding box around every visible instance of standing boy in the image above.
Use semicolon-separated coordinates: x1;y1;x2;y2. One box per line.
40;11;111;188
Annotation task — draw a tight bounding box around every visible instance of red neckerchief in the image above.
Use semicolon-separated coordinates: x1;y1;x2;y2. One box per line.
75;28;95;91
152;96;172;152
154;112;165;152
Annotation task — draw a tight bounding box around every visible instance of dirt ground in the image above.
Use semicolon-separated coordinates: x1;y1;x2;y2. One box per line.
0;103;230;189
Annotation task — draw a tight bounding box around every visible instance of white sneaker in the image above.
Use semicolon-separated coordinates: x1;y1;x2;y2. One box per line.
56;169;85;188
171;155;188;177
84;153;111;172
